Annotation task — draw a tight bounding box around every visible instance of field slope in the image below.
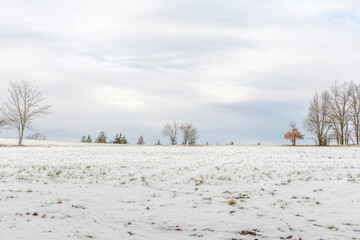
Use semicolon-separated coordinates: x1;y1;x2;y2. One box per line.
0;139;359;239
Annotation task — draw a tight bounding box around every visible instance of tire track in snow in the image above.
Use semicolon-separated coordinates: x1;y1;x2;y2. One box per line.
168;147;263;184
146;147;264;194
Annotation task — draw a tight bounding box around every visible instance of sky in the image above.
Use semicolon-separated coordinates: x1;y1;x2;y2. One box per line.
1;0;360;144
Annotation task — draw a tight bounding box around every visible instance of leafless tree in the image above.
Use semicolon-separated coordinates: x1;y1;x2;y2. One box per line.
25;132;47;141
188;126;198;145
349;81;360;144
162;122;179;145
179;122;199;145
179;122;191;145
303;91;332;145
328;81;352;145
0;80;51;145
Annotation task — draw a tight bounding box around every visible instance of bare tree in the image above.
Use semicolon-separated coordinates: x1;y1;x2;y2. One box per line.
188;126;198;145
328;81;352;145
0;80;51;145
162;122;179;145
179;122;191;145
350;81;360;144
179;122;199;145
303;91;332;145
25;132;47;141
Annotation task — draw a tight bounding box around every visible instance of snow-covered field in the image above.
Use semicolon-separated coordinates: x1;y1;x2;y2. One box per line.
0;139;360;239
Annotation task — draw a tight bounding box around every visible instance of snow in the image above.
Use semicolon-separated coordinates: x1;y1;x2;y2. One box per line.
0;139;360;239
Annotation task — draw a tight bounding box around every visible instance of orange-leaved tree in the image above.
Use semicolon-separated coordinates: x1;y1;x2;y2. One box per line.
284;121;304;146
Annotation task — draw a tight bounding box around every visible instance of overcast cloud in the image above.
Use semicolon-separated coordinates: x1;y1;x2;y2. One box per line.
1;0;360;144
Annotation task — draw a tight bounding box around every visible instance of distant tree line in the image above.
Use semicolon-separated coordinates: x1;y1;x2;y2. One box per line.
81;131;145;145
82;122;199;146
26;132;47;141
303;81;360;146
81;135;93;143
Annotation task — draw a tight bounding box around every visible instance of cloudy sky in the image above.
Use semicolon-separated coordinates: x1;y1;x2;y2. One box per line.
1;0;360;144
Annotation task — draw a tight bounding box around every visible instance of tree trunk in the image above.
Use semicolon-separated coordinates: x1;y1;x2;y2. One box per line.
340;123;344;145
17;128;21;145
356;123;359;145
19;126;25;145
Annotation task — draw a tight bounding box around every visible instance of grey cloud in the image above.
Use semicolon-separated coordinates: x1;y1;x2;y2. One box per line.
1;0;360;144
